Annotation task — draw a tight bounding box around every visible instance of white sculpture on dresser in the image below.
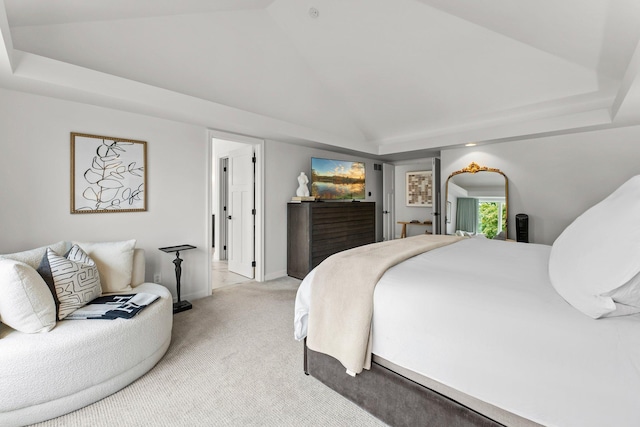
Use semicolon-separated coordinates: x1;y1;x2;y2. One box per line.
296;172;310;197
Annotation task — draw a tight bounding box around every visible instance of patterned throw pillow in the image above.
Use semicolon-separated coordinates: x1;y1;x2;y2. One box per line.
37;245;102;320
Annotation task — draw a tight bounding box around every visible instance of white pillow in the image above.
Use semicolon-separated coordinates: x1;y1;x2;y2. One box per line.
39;246;102;320
0;241;67;269
0;259;56;333
549;175;640;318
73;240;136;293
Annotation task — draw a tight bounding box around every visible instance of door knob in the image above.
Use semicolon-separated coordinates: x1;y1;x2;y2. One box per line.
227;215;232;220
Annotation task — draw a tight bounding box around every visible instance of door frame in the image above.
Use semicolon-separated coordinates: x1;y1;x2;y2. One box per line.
208;130;264;292
432;157;442;234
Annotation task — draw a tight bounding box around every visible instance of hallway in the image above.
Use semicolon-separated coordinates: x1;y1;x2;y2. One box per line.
212;255;252;290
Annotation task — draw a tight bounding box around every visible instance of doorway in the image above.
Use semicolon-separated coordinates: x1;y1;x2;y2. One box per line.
210;131;264;292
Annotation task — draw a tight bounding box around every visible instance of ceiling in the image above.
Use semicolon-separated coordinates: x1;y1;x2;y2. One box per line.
1;0;640;160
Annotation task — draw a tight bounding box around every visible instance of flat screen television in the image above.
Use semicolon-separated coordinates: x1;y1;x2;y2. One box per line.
311;157;365;200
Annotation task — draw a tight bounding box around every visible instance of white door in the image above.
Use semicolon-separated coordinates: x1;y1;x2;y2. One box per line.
227;145;254;279
382;163;395;240
218;157;228;261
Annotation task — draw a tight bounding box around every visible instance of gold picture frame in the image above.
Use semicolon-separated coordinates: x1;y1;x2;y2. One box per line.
71;132;147;214
406;170;432;207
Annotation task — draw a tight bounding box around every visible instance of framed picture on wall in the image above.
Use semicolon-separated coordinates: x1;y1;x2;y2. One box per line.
71;132;147;214
406;170;432;207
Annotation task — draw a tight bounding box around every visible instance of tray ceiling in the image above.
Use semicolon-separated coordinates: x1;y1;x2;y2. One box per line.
1;0;640;159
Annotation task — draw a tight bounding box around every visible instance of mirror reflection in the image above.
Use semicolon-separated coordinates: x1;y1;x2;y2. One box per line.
445;162;508;239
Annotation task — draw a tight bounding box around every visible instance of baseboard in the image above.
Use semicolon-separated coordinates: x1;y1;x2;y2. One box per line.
264;269;288;281
178;289;210;302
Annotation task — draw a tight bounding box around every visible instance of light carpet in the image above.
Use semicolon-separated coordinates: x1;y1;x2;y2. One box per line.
31;277;386;427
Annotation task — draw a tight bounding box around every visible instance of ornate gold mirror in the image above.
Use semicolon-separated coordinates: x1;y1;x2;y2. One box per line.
445;162;508;239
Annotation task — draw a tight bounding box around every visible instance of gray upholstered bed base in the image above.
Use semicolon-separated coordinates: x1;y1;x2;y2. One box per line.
304;344;504;427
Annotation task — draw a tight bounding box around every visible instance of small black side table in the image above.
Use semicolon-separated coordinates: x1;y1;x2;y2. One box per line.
159;244;196;314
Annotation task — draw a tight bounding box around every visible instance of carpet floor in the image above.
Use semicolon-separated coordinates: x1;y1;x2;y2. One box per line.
32;277;386;427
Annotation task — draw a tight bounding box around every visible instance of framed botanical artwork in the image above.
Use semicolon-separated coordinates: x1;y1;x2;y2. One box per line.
71;132;147;214
406;170;432;207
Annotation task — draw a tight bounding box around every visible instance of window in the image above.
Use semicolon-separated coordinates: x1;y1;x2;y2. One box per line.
477;198;506;239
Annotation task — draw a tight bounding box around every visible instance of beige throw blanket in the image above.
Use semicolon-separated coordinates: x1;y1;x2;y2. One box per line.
306;234;463;375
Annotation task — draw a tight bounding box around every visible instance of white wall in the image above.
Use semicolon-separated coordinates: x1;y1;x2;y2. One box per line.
441;125;640;245
393;161;434;238
263;140;384;280
0;88;210;302
13;88;638;287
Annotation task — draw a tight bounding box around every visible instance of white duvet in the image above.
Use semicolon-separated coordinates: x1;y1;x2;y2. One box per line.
294;237;640;427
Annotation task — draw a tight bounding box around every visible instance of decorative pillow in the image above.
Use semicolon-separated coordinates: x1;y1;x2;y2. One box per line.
549;175;640;318
38;246;102;320
0;259;56;333
73;240;136;293
0;241;67;269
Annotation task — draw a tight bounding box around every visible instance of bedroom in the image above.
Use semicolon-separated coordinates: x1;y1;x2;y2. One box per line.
1;0;640;426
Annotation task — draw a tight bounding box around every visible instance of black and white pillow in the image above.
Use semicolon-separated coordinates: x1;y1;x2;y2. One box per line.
37;245;102;320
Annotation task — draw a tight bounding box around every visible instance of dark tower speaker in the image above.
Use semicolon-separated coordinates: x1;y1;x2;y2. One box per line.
515;213;529;243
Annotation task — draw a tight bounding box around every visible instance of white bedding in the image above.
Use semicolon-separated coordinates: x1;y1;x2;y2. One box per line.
294;237;640;427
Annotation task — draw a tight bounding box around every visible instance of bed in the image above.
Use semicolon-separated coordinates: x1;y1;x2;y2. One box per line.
294;176;640;427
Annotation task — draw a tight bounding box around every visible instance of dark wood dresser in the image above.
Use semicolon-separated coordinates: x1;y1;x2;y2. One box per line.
287;201;376;279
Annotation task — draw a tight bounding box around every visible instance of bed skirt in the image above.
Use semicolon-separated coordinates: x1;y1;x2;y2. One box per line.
304;344;503;427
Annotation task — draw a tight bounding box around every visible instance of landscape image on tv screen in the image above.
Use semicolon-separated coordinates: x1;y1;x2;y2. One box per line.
311;158;365;200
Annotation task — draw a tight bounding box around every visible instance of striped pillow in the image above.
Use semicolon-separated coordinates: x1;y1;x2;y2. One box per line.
37;245;102;320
